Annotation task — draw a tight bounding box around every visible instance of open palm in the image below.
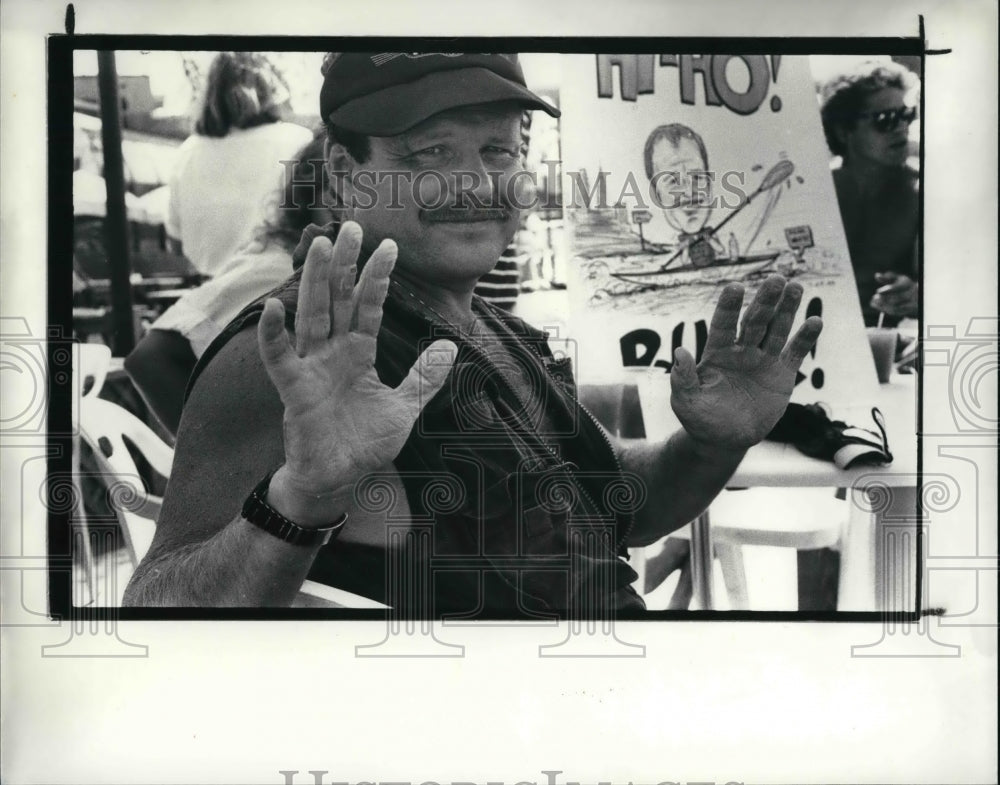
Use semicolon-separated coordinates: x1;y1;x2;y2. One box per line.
257;222;456;516
670;276;823;452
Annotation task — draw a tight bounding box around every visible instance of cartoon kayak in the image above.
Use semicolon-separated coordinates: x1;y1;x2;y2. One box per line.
609;251;781;289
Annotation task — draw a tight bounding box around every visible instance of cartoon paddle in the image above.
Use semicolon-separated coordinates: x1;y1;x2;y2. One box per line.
657;159;796;271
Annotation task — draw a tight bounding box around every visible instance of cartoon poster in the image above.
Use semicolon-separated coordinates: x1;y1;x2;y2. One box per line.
560;54;877;406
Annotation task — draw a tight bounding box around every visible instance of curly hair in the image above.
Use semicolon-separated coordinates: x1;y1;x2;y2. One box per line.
253;130;337;253
819;60;919;157
194;52;291;138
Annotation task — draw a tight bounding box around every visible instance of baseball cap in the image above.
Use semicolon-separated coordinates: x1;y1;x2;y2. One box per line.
319;52;560;135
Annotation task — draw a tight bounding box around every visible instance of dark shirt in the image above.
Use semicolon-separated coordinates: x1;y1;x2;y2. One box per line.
189;273;645;619
832;165;919;327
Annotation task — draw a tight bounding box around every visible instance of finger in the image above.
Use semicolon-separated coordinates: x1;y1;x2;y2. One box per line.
258;298;297;387
703;283;745;354
737;275;786;348
876;281;907;296
760;281;803;355
330;222;363;336
875;293;903;310
396;339;458;410
352;239;398;337
291;222;336;271
870;293;903;315
878;280;917;303
294;235;334;354
779;316;823;369
670;347;700;393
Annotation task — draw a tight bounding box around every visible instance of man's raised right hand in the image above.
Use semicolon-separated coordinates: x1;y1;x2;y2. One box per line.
257;221;457;526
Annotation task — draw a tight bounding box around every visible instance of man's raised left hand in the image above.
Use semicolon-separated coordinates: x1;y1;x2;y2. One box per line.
670;275;823;456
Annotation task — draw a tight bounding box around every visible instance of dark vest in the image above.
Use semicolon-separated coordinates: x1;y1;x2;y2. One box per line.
190;270;645;618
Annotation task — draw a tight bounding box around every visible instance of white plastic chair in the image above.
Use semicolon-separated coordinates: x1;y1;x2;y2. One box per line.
73;343;174;604
72;343;385;609
663;488;847;610
78;394;172;565
578;382;848;610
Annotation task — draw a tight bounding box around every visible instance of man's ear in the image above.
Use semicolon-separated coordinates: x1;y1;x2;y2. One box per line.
325;140;355;209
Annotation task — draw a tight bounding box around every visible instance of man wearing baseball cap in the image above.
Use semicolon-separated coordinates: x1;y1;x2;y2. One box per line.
124;52;821;616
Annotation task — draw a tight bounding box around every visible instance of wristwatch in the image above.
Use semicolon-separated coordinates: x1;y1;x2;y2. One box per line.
241;471;348;547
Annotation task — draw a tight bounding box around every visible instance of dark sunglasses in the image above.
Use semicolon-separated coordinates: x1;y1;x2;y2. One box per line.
857;105;918;133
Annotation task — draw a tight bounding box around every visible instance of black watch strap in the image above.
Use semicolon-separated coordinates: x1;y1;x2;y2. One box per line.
241;471;348;547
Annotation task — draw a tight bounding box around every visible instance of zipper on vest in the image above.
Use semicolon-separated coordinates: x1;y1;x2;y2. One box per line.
470;313;637;554
520;339;637;553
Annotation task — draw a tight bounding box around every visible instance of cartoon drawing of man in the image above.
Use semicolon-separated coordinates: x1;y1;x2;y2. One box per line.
643;123;726;267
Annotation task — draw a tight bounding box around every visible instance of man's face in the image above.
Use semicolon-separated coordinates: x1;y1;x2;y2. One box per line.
338;104;524;289
650;135;713;235
843;87;912;169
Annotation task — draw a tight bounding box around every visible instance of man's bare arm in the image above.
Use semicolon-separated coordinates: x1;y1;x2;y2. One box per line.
608;277;822;548
122;328;328;606
124;516;329;607
614;432;745;547
124;226;454;607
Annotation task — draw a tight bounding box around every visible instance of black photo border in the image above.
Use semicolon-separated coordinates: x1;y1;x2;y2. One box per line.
48;32;926;623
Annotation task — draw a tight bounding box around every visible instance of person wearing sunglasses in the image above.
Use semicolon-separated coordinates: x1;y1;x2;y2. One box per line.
820;60;920;326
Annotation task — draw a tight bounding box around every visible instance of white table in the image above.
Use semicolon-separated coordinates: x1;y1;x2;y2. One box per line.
637;375;919;612
515;291;920;612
